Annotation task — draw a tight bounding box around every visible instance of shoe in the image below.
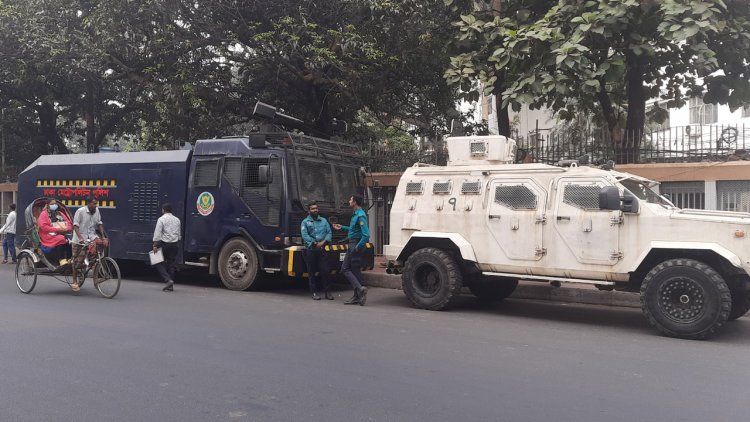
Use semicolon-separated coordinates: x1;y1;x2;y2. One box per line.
59;258;70;266
357;286;368;306
163;280;174;292
70;283;80;293
2;260;6;264
312;292;322;300
344;293;360;305
325;291;334;300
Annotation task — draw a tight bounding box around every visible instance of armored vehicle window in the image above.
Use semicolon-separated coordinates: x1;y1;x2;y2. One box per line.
223;157;243;188
433;181;452;194
238;156;282;226
461;180;482;194
298;159;336;206
334;165;359;207
494;185;537;210
194;159;220;187
405;181;424;194
563;184;602;210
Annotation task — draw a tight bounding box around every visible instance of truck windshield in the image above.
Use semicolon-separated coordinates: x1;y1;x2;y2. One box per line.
335;165;359;206
297;159;336;206
619;178;675;208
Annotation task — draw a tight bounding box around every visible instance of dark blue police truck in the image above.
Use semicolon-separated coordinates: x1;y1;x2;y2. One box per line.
16;103;374;290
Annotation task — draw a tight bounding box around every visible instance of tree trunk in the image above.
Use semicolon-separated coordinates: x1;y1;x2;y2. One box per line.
85;78;97;152
490;0;512;138
37;102;69;154
596;81;622;163
494;92;511;137
623;51;646;164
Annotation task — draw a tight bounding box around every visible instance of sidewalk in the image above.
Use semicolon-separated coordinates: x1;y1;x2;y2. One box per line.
361;255;640;309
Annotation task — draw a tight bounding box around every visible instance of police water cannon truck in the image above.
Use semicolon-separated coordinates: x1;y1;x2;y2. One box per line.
385;135;750;339
16;102;374;290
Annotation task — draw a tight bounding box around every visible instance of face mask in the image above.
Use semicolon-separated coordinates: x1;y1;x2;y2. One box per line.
49;204;58;211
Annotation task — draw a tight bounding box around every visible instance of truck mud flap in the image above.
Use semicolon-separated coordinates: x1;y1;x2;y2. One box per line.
282;243;375;278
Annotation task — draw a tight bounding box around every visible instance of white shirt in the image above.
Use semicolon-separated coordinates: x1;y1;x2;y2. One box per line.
153;213;181;243
0;210;15;235
72;207;103;243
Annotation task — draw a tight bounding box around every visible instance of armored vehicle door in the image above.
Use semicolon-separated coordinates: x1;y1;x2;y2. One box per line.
486;178;547;261
185;157;224;251
553;178;621;265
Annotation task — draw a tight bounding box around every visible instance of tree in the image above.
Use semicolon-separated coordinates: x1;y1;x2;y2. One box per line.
444;0;556;137
449;0;750;163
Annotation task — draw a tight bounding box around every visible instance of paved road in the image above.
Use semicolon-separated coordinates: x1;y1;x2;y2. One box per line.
1;263;749;422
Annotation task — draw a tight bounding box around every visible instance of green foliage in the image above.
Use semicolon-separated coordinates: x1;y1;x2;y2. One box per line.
0;0;468;178
446;0;750;162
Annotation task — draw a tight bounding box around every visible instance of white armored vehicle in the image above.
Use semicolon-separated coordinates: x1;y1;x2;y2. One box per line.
385;135;750;339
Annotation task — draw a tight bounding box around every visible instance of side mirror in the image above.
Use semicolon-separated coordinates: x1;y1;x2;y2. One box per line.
258;165;271;184
599;186;621;210
622;190;640;213
599;186;640;213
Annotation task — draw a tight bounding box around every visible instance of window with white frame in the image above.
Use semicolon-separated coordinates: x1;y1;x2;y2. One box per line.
660;181;705;209
689;97;718;124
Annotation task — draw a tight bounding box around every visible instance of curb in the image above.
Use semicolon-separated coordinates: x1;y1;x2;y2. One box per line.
361;272;640;308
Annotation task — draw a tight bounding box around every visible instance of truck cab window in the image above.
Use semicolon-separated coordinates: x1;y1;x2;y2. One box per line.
193;159;221;187
297;160;335;206
237;156;282;226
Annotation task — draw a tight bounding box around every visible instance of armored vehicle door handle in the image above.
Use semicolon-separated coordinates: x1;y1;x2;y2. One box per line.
557;216;570;221
489;214;501;220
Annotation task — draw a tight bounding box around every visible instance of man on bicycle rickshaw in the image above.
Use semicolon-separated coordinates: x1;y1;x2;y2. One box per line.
70;196;109;292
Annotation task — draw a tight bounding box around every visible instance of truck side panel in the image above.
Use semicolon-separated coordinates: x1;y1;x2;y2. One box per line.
17;151;191;263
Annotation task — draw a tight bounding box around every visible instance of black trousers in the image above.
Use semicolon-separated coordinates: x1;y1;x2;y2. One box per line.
304;248;331;293
156;242;179;283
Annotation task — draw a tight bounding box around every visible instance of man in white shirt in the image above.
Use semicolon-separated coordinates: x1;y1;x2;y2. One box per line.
71;197;108;290
0;203;17;264
153;203;181;292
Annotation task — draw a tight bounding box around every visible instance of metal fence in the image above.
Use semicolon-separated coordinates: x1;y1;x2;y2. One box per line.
366;124;750;173
516;124;750;165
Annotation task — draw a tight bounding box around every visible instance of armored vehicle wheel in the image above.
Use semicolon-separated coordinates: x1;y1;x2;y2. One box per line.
218;238;260;291
728;289;750;321
16;252;38;294
468;276;519;303
640;259;731;340
402;247;463;310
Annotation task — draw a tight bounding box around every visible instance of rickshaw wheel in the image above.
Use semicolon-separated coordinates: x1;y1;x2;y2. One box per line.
16;252;38;294
94;257;121;299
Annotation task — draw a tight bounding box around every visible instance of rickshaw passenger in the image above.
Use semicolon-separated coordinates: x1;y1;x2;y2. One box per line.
37;199;72;268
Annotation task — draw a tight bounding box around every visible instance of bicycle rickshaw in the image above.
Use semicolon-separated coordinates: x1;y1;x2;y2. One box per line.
15;198;121;298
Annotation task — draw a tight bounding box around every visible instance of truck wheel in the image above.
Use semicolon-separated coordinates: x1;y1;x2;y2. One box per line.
402;247;463;310
218;238;260;291
729;289;750;321
640;259;731;340
468;276;519;303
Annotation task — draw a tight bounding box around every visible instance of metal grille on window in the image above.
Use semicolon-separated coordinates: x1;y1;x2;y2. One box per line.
461;180;482;194
194;159;220;187
433;181;451;194
223;157;243;189
132;182;160;221
717;180;750;212
563;184;601;209
298;160;336;206
660;181;704;209
239;157;282;226
405;181;424;194
494;185;537;210
470;141;486;155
